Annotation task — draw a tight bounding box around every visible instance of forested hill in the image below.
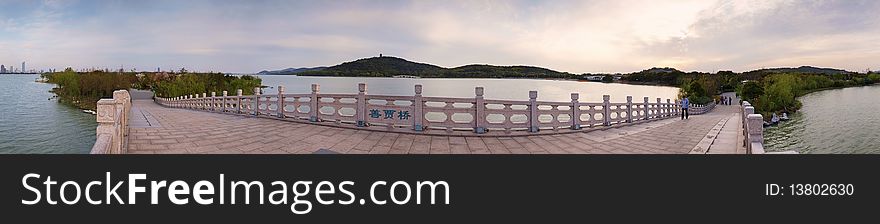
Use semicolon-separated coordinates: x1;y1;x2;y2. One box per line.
295;56;573;78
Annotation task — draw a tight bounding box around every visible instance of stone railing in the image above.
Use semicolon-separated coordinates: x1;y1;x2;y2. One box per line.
740;101;764;154
155;84;683;136
741;101;798;154
90;90;131;154
688;102;716;115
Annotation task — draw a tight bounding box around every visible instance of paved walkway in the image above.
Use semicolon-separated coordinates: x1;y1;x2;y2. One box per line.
127;99;744;154
705;92;746;154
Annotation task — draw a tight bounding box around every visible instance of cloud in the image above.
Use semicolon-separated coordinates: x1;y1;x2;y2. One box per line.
0;0;878;73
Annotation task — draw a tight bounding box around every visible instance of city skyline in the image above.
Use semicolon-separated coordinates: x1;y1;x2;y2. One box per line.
1;0;879;74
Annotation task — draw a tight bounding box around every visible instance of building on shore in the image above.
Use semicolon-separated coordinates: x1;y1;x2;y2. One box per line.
22;62;26;73
1;65;5;73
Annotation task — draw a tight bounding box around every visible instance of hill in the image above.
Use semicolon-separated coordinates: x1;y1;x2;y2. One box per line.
294;56;572;78
257;67;326;75
747;66;852;75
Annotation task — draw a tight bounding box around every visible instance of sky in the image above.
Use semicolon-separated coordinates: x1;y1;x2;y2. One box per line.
0;0;879;73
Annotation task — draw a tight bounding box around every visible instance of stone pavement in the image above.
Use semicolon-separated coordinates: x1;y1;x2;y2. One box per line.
705;92;746;154
127;99;743;154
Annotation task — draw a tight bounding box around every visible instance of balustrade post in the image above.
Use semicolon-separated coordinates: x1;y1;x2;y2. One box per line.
747;114;765;154
413;84;424;131
666;99;672;116
310;84;320;122
95;99;119;153
357;83;367;127
743;106;755;148
656;98;662;117
211;92;216;111
626;96;633;123
643;97;650;120
202;93;207;110
277;86;285;118
253;87;261;116
474;87;486;134
236;89;243;114
600;95;610;126
571;93;581;130
528;91;539;132
222;91;228;113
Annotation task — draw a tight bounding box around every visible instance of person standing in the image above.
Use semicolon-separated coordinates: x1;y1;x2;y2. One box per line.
681;97;689;120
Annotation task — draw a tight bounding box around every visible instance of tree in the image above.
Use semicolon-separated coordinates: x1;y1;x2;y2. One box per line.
740;81;763;103
602;75;614;83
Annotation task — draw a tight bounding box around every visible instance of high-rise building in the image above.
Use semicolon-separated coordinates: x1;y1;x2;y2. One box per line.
22;62;26;73
1;65;6;73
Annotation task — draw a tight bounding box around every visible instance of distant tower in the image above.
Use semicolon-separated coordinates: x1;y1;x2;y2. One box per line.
1;65;5;73
379;54;383;57
21;62;25;73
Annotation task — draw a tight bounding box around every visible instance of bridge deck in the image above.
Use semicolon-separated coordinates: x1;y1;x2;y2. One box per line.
127;99;744;154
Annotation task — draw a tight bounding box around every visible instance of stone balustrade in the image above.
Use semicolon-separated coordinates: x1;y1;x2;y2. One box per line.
155;84;685;136
688;102;716;115
740;101;765;154
90;90;131;154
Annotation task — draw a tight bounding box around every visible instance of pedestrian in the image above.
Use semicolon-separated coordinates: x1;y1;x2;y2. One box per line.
681;97;689;120
728;96;732;105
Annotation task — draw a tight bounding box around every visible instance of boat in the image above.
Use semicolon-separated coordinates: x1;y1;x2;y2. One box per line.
83;110;97;115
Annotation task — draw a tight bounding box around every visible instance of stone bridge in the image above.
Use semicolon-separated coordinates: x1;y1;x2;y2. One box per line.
92;85;759;154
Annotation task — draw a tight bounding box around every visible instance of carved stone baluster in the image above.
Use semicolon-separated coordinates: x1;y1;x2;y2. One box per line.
643;96;649;121
236;89;243;114
222;91;228;113
357;83;367;127
413;84;424;131
571;93;581;130
603;95;611;126
277;86;285;118
310;84;320;122
528;91;538;132
626;96;633;123
253;87;261;116
474;87;486;134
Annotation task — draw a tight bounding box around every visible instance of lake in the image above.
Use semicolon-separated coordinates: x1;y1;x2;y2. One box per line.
0;74;96;153
0;74;680;154
764;85;880;154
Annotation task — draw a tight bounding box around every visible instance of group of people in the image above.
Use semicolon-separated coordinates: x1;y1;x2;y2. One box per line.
719;96;734;105
680;95;737;120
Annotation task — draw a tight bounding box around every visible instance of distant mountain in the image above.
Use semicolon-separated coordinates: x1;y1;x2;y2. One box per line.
748;66;852;75
294;56;571;78
326;56;444;75
257;67;326;75
640;67;682;74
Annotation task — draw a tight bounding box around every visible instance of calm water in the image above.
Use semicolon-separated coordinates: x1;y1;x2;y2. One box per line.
0;74;96;153
257;76;680;103
765;85;880;154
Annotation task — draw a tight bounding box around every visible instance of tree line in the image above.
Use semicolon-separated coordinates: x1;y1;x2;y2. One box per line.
42;68;261;110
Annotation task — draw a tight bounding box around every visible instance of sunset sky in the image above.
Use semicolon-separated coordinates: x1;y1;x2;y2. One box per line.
1;0;879;73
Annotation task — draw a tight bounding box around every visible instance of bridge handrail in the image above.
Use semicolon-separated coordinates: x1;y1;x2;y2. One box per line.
740;101;766;154
90;90;131;154
154;83;688;135
688;102;716;115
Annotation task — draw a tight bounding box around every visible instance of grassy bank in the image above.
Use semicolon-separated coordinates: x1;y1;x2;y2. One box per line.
42;69;261;110
738;73;880;118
